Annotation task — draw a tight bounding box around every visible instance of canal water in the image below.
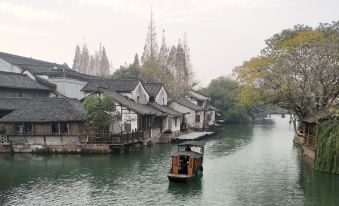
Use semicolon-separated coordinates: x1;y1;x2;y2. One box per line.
0;115;338;206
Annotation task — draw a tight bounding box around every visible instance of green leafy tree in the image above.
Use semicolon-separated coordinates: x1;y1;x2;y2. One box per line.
200;77;249;122
234;21;339;122
112;64;141;79
84;93;115;132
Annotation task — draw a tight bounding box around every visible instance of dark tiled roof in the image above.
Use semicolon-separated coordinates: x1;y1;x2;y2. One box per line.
208;105;218;111
171;151;203;158
143;83;163;97
0;51;101;82
149;103;183;117
175;97;205;111
300;110;331;123
188;90;209;101
102;90;165;116
82;79;140;93
0;71;52;91
0;98;85;123
0;51;54;65
178;140;205;148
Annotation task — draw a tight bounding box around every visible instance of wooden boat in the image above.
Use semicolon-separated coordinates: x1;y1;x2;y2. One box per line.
167;141;204;182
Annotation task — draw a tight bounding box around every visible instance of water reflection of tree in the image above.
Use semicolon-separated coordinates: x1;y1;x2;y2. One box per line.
298;157;339;206
206;124;254;156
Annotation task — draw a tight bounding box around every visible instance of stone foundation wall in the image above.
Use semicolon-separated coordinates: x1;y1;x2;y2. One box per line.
8;136;79;145
0;144;12;153
10;144;111;154
293;134;304;146
159;131;182;144
303;145;316;160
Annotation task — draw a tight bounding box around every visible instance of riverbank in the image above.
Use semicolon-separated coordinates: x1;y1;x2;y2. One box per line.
1;115;337;205
0;131;215;154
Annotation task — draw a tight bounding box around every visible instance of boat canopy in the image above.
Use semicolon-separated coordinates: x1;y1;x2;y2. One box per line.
178;141;205;148
171;151;203;158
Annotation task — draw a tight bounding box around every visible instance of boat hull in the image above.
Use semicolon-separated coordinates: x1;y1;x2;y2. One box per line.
167;174;192;183
167;170;202;183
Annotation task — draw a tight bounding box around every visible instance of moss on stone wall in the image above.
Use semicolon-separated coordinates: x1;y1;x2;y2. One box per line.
314;120;339;174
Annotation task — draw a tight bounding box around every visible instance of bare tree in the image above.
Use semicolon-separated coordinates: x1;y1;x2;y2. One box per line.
141;7;159;67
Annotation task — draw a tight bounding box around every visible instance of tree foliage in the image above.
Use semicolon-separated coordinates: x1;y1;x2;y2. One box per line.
140;10;196;100
315;120;339;174
141;8;158;66
234;21;339;119
72;45;81;72
84;93;115;130
72;43;111;77
200;77;249;122
112;63;141;79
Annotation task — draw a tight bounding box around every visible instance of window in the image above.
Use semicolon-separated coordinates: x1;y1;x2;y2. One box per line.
195;115;200;123
60;123;69;134
24;123;33;134
51;123;59;134
137;96;140;103
14;123;24;134
51;122;70;135
14;123;33;134
175;118;178;127
163;98;165;105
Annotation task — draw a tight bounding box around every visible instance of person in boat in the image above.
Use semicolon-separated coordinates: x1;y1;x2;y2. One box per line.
179;156;189;175
181;159;188;174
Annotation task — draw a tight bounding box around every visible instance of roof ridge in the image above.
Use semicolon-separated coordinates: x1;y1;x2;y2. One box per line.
0;71;27;76
0;51;57;65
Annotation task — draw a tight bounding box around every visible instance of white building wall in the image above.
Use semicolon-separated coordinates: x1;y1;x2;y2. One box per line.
170;102;206;129
0;59;22;73
170;102;196;128
195;111;205;129
171;117;181;132
162;117;169;131
110;104;138;134
206;110;216;125
132;83;149;104
44;77;87;99
155;86;168;105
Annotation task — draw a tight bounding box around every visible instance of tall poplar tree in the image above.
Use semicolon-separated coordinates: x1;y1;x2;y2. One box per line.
100;46;110;77
141;8;159;67
133;53;140;68
175;40;186;85
72;45;81;72
166;46;177;76
80;44;90;74
89;55;95;75
158;29;169;74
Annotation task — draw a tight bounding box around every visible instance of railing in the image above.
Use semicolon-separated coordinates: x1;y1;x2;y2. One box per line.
304;135;315;149
80;131;144;144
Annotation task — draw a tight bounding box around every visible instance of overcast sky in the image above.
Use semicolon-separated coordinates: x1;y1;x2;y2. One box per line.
0;0;338;86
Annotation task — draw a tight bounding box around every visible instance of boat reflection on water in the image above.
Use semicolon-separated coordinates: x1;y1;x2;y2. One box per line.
167;176;203;196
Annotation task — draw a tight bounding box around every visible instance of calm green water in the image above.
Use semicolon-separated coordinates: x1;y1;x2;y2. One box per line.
0;115;338;206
